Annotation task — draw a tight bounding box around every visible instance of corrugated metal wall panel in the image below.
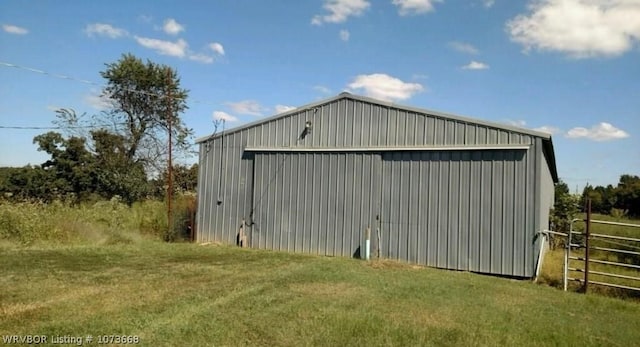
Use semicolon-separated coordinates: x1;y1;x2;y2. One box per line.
250;152;380;258
378;150;532;276
196;96;549;277
241;99;536;150
195;129;253;244
534;137;555;273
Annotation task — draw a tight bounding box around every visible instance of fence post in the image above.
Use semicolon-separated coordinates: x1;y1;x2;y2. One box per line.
564;220;574;291
584;199;591;293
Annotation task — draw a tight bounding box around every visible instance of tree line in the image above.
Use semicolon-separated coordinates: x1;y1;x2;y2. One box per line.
551;174;640;237
0;54;198;204
580;175;640;217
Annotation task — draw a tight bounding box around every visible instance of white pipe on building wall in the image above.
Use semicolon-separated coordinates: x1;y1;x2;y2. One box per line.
365;227;371;261
534;231;549;281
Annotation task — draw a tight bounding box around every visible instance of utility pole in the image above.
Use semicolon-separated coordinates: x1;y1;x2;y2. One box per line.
166;68;173;233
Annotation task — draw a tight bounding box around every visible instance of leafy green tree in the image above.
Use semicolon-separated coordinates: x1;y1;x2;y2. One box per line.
550;180;580;248
580;175;640;217
101;53;192;171
616;175;640;217
27;130;151;204
33;131;97;200
91;129;150;204
151;163;199;197
0;166;58;201
581;184;604;213
54;54;192;173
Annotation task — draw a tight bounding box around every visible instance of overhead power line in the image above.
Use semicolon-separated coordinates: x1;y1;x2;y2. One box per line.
0;61;171;100
0;124;126;130
0;60;223;147
0;60;222;107
0;123;200;147
0;61;99;86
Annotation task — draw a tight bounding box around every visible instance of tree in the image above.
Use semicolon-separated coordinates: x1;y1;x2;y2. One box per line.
101;54;192;172
581;184;604;213
0;166;58;201
91;129;150;204
550;179;579;248
616;175;640;217
33;131;97;200
151;163;199;198
54;54;193;173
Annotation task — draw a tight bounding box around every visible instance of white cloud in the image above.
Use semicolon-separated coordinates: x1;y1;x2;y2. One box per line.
449;41;479;54
507;0;640;58
566;122;630;141
392;0;441;15
314;85;332;94
483;0;495;8
339;29;350;41
275;105;297;114
85;23;127;39
311;0;370;25
209;42;225;55
347;73;424;102
84;93;115;111
462;60;490;70
184;42;224;63
134;36;188;58
534;125;561;135
2;24;28;35
226;100;264;116
163;18;185;35
213;111;238;122
462;61;490;70
188;53;214;64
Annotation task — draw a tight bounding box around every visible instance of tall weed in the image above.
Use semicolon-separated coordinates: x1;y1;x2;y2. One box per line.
0;196;192;245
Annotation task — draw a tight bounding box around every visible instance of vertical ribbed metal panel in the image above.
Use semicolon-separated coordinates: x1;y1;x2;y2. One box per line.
239;98;536;149
196;96;551;277
379;149;533;276
196;129;253;244
534;138;555;271
250;152;380;257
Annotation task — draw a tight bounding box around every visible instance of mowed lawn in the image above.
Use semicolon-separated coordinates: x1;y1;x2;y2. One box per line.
1;242;639;346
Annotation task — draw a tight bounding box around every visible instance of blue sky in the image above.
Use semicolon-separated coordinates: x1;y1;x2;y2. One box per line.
1;0;638;191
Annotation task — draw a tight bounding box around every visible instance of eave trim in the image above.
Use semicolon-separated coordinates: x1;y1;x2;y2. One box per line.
245;145;531;152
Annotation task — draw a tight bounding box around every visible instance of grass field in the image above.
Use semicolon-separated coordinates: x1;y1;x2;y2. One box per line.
1;242;639;346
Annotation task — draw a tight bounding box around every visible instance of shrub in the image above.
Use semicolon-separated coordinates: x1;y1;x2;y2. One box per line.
610;208;628;219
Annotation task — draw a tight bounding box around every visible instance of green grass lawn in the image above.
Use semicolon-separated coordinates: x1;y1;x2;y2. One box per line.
1;242;639;346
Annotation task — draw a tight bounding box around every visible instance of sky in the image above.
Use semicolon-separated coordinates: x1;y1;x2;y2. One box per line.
1;0;639;191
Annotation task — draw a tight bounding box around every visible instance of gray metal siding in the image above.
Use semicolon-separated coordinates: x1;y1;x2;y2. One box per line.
245;98;535;149
379;150;533;276
196;129;252;244
196;96;553;278
251;152;380;257
535;138;556;269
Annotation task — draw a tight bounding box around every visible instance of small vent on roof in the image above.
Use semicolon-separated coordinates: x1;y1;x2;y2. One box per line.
339;91;351;96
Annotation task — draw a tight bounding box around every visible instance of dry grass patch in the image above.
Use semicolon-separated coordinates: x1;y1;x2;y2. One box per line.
289;282;364;298
366;259;424;270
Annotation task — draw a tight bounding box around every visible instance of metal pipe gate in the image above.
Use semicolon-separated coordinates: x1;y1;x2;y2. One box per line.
564;200;640;293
